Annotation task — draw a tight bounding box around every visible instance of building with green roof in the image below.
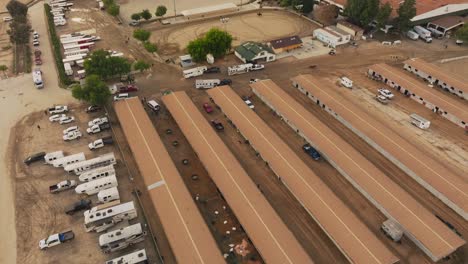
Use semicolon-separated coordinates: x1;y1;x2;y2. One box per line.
234;41;276;63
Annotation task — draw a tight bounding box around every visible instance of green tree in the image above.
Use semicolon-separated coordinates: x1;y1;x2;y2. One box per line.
131;13;141;21
344;0;379;27
71;75;111;106
143;41;157;52
0;64;8;77
84;50;131;79
133;29;151;41
187;38;207;62
204;28;233;58
302;0;315;13
397;0;416;31
155;5;167;17
107;3;120;16
133;60;150;72
140;9;152;20
8;21;30;44
455;24;468;42
376;2;392;29
6;0;28;18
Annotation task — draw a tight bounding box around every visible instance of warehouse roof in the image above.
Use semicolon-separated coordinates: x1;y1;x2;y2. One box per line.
369;64;468;122
270;36;302;49
235;42;274;61
114;98;224;264
162;91;313;264
293;74;468;220
207;86;398;264
403;58;468;95
252;79;466;261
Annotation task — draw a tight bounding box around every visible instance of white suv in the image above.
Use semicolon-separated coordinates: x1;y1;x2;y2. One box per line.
378;88;394;99
113;93;129;101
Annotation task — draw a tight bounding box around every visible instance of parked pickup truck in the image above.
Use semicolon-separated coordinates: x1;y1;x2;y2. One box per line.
49;180;77;193
87;122;110;134
34;49;42;65
88;136;113;150
65;199;91;215
39;230;75;249
48;105;68;115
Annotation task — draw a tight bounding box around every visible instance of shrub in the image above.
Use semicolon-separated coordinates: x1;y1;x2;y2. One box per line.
143;41;157;53
133;29;151;41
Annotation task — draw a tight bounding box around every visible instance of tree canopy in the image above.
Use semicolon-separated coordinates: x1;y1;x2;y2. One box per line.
302;0;315;14
455;24;468;42
397;0;416;31
71;75;111;106
155;5;167;17
344;0;379;27
83;50;131;79
107;3;120;16
133;60;150;72
133;29;151;41
8;21;30;44
187;28;232;62
131;13;141;21
376;2;392;28
143;41;157;53
140;9;152;20
6;0;28;18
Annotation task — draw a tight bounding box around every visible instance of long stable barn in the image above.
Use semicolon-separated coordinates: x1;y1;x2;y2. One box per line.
403;58;468;100
114;98;224;264
207;86;398;264
368;63;468;130
292;74;468;220
250;80;465;262
162;91;314;264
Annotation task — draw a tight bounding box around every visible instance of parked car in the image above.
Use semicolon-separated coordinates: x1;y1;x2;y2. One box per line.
33;40;40;46
219;79;232;86
113;93;129;101
328;49;336;55
378;88;394;99
203;103;213;113
205;66;220;73
88;117;109;127
211;120;224;131
63;130;82;141
303;144;321;161
49;114;66;122
249;78;260;84
242;96;254;109
129;20;139;26
63;126;79;135
49;180;77;193
251;64;264;71
2;16;13;22
147;100;160;112
87;122;111;134
39;230;74;250
120;84;138;93
65;200;91;215
48;105;68;114
456;39;464;45
85;105;101;113
24;152;46;165
88;136;113;150
59;116;75;125
375;94;389;104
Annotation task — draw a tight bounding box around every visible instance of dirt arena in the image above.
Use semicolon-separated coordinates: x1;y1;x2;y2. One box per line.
148;10;318;56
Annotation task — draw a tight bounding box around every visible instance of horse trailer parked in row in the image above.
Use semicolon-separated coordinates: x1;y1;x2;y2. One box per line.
99;223;146;253
78;165;115;182
52;152;86;168
84;201;137;233
75;175;118;195
98;187;120;203
64;152;116;175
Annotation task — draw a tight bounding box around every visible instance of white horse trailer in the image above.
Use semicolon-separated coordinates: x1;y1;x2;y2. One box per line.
99;223;146;253
64;152;116;175
44;151;65;164
75;175;118;195
105;249;147;264
410;113;430;129
98;187;120;203
84;201;137;232
64;48;89;57
183;66;207;79
195;79;220;89
52;152;85;168
228;63;253;76
78;165;115;182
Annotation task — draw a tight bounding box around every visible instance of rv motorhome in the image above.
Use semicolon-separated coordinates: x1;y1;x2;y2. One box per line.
84;201;137;232
75;175;118;195
99;223;146;253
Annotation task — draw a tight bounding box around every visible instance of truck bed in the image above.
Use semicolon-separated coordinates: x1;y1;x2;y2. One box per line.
59;231;75;242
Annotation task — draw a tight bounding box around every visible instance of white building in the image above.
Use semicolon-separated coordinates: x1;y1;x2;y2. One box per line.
313;26;351;48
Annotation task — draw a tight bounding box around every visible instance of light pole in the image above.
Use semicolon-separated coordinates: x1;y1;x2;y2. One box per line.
173;0;176;17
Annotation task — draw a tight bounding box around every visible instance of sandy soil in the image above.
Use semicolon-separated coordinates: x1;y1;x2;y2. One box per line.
148;10;317;56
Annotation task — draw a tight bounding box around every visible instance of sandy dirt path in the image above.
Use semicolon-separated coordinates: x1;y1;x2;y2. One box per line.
0;2;75;263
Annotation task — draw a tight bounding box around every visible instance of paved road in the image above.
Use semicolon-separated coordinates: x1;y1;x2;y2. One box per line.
0;2;75;263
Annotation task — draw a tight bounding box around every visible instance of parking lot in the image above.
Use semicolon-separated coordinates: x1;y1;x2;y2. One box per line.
11;104;158;264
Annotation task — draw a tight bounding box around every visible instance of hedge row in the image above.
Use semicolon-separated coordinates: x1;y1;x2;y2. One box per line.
44;4;73;86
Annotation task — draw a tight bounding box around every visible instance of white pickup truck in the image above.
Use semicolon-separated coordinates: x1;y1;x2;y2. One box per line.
49;180;77;193
88;117;109;127
48;105;68;114
88;136;113;150
39;230;75;249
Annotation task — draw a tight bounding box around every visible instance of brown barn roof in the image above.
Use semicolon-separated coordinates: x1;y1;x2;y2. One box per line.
270;36;303;49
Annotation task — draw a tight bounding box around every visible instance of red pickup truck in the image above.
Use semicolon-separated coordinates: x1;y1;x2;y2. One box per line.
34;49;42;65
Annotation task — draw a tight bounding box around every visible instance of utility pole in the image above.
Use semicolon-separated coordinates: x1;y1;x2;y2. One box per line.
173;0;176;16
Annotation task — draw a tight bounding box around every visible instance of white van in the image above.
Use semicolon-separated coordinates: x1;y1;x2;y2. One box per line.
44;151;65;164
75;175;118;195
406;30;419;40
98;187;120;203
113;93;129;101
146;100;160;112
410;113;430;130
340;77;353;89
195;79;221;89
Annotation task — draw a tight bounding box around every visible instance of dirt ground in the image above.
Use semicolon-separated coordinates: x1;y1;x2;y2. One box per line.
434;58;468;82
146;10;318;57
9;105;159;264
